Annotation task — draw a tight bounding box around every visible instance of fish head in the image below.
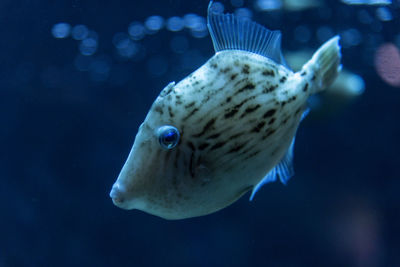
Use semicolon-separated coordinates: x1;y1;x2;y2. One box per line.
109;81;218;219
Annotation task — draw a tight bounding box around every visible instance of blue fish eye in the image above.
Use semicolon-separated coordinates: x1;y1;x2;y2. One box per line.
157;125;180;150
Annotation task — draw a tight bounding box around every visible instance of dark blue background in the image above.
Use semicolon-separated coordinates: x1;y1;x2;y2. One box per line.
1;0;400;266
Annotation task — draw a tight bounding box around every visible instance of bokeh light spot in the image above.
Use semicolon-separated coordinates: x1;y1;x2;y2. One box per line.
374;43;400;87
51;23;71;39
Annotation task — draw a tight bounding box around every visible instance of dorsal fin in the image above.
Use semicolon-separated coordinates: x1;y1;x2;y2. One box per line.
207;1;287;66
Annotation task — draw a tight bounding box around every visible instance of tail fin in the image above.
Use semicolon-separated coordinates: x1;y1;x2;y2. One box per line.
302;36;342;94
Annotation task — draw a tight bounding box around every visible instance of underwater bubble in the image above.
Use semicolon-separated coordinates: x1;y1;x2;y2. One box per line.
341;28;363;47
316;26;334;43
79;37;97;56
170;35;189;54
255;0;282;11
146;56;168;77
357;10;374;24
235;8;253;20
145;15;164;32
71;24;89;40
376;7;393;21
231;0;244;7
294;25;311;43
374;43;400;87
51;23;71;39
166;16;185;32
128;22;146;40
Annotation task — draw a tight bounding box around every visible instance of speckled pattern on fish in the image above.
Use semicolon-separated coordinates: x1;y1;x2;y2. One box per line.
109;0;342;219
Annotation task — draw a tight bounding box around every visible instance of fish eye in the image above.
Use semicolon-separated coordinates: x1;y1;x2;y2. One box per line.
157;125;180;150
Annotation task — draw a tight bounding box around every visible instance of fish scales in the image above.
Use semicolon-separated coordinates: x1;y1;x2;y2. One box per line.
109;1;342;219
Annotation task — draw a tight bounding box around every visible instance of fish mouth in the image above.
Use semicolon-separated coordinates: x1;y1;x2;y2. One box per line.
109;182;131;210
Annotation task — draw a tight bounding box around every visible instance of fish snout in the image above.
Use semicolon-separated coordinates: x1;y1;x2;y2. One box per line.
109;182;130;209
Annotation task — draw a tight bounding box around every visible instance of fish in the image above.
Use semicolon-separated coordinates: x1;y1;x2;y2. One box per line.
109;1;342;220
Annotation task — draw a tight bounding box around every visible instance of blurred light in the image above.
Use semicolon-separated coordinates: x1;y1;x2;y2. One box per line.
189;17;208;38
51;23;71;39
284;0;322;11
230;0;244;7
235;8;253;20
346;74;365;95
144;15;164;32
128;22;146;40
375;7;393;21
74;54;92;71
255;0;282;11
395;34;400;49
71;25;89;40
166;16;185;32
79;37;97;56
89;57;111;82
184;14;203;29
294;25;311;43
170;36;189;54
41;66;61;88
316;26;334;43
341;28;362;47
374;43;400;87
146;56;168;77
210;2;225;13
357;10;374;24
341;0;391;5
182;14;208;38
112;32;139;59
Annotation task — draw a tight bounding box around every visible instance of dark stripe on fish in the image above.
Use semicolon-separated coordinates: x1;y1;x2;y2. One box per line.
263;109;276;118
242;64;250;74
262;128;276;140
240;104;261;118
154;105;163;115
262;70;275;77
183;108;199;121
224;97;253;119
185;101;196;109
251;121;266;133
192;118;216;137
198;143;210;150
206;133;221;139
210;141;226;150
235;83;255;95
168;106;174;118
243;150;261;161
228;132;244;140
227;143;246;153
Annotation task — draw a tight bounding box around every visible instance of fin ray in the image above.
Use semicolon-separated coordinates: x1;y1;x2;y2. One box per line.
207;1;287;66
249;136;296;201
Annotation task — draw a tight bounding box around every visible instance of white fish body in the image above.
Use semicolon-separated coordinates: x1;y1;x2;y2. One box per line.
109;1;342;219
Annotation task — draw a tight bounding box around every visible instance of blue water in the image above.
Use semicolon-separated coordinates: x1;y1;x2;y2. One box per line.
1;0;400;266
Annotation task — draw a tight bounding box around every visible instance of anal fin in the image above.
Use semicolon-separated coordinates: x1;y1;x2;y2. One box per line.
249;136;296;201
